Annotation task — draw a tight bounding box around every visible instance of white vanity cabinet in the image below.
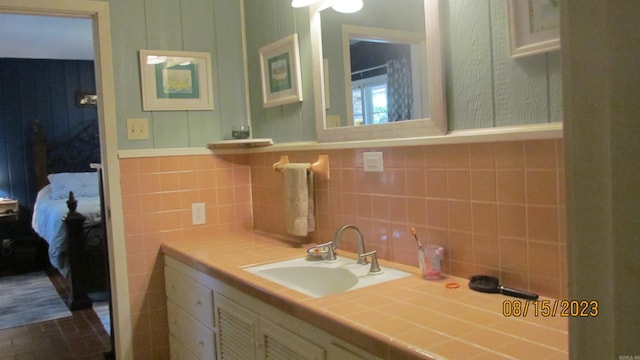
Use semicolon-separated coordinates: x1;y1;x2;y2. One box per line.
164;255;381;360
165;258;216;360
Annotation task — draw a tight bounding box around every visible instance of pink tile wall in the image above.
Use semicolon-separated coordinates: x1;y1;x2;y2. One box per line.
117;140;565;359
119;154;252;360
250;139;567;299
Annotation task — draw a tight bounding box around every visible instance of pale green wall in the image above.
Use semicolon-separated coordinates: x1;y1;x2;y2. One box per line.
243;0;316;143
110;0;249;150
111;0;562;149
443;0;562;129
244;0;562;141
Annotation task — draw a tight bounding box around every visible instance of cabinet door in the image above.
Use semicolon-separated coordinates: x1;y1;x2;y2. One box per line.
214;293;259;360
258;318;326;360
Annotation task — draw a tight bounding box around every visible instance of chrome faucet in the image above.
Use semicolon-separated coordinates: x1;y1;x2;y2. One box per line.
326;224;368;265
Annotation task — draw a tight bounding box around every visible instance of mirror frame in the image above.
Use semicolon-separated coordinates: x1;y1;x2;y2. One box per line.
310;0;447;143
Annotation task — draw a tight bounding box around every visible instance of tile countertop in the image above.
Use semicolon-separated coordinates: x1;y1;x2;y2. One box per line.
161;231;568;360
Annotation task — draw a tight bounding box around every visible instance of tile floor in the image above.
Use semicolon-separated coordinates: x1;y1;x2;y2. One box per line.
0;269;113;359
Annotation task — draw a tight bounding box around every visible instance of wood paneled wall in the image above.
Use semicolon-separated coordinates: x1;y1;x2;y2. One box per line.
243;0;562;141
442;0;562;129
243;0;316;143
109;0;249;150
0;58;97;233
108;0;561;148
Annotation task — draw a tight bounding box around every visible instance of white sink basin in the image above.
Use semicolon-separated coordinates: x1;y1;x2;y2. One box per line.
243;256;411;298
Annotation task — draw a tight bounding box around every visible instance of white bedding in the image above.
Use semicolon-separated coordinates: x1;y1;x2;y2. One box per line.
31;185;102;276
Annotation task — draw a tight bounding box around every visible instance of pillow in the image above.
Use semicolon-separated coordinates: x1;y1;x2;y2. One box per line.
47;172;99;200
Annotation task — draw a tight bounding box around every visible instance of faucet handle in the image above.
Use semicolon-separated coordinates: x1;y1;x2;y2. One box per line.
317;241;337;261
359;251;382;274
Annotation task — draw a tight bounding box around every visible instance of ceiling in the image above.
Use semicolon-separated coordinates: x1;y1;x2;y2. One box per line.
0;13;94;60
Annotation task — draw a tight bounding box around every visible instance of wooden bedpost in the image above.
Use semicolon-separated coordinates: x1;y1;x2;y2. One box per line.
63;191;93;310
32;120;49;191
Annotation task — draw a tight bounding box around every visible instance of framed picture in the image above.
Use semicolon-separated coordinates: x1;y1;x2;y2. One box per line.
138;49;214;111
259;34;303;108
507;0;560;58
75;92;97;107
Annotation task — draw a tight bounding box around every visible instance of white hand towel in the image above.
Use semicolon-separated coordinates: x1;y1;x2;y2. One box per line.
283;163;315;236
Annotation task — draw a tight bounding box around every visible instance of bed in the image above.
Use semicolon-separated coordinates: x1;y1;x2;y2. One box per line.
31;121;108;310
32;173;102;277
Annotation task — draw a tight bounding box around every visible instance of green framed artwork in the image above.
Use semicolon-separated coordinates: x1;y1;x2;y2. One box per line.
259;34;303;108
154;62;199;99
139;49;214;111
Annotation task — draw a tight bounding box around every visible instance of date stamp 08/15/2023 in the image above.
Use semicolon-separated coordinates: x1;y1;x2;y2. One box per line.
502;300;638;359
502;299;599;318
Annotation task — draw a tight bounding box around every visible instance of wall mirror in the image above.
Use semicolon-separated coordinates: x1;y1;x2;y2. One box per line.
311;0;446;142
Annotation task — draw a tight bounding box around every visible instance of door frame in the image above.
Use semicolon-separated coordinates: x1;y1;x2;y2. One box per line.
0;1;131;358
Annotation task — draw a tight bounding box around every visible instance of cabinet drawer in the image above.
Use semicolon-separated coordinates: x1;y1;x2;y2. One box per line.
167;301;216;360
169;334;198;360
165;265;214;329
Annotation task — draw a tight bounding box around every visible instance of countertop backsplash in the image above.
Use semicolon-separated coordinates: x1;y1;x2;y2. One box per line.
249;139;566;300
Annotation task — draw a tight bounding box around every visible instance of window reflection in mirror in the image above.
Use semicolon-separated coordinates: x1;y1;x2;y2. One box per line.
351;42;400;125
346;36;427;126
311;0;446;142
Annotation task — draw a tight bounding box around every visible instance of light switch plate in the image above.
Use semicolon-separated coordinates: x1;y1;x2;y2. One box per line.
363;152;384;172
127;118;149;140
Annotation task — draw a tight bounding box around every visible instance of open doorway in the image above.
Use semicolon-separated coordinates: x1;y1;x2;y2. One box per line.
0;9;113;332
0;1;129;359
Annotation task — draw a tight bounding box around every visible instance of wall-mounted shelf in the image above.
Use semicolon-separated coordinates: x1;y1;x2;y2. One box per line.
207;138;273;150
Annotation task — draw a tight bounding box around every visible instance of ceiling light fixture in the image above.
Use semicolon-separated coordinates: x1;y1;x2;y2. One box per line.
291;0;320;7
291;0;363;14
330;0;363;13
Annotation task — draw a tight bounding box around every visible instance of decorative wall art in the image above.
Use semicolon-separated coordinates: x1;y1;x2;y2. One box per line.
139;49;214;111
259;34;303;108
75;92;97;107
507;0;560;58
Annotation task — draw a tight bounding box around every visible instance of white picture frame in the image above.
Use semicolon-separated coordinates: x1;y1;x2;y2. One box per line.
259;34;303;108
507;0;560;58
139;49;214;111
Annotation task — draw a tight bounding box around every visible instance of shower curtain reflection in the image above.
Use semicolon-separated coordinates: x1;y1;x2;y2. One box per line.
387;57;413;121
